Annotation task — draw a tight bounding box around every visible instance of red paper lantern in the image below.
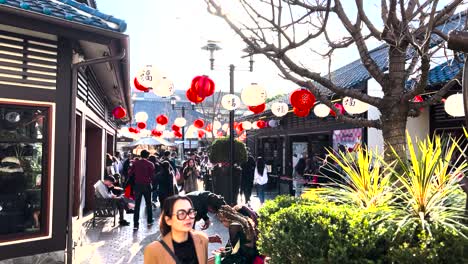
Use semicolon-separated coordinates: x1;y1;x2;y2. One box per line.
151;129;162;137
205;124;213;132
413;95;424;102
194;119;205;129
217;131;223;137
191;75;215;98
134;77;149;92
156;114;169;125
171;124;180;132
186;88;205;104
112;106;127;119
128;127;135;133
257;120;267;129
198;130;205;138
290;88;315;110
137;122;146;129
330;103;345;117
248;103;266;114
293;107;310;117
174;131;183;138
133;128;140;134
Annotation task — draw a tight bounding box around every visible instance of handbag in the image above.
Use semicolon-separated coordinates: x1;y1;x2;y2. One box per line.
159;240;182;264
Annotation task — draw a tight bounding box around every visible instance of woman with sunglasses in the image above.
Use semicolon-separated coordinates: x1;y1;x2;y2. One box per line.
144;195;208;264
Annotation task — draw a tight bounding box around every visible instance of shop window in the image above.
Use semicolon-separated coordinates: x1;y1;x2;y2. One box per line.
0;102;51;242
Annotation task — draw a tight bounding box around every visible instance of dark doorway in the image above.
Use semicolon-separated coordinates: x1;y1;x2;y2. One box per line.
84;120;103;214
106;133;114;156
72;114;82;217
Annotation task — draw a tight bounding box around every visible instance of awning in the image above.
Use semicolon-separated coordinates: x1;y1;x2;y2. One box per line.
125;137;176;147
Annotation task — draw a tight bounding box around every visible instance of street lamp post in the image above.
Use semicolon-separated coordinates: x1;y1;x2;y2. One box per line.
202;41;253;204
171;96;195;155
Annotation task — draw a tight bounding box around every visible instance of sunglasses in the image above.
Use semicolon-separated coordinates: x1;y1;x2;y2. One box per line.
173;209;197;220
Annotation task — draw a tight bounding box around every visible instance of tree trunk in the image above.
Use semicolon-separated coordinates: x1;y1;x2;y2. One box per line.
380;106;408;164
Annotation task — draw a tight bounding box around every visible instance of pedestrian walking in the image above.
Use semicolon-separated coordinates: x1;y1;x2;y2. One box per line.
128;149;154;230
144;195;209;264
253;157;268;204
183;159;200;193
157;160;177;210
241;155;256;203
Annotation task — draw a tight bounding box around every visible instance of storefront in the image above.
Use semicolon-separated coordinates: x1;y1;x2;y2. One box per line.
0;1;130;262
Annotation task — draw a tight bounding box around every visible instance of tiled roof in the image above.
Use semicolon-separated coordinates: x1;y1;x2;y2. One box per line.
0;0;127;32
323;13;466;89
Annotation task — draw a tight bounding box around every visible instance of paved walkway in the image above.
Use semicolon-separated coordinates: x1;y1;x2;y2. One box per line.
73;193;275;264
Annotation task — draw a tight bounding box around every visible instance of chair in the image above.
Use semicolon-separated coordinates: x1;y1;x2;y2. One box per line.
92;195;118;227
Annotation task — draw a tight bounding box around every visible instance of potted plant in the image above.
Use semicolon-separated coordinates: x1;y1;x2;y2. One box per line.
208;137;247;205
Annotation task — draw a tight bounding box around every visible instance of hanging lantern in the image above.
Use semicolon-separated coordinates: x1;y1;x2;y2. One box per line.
313;104;330;118
174;130;183;138
342;97;369;115
222;123;229;132
174;117;187;127
248;103;266;114
136;65;161;88
330;103;345;117
221;94;241;110
242;121;252;130
271;102;289;117
128;127;135;133
135;112;149;122
112;106;127;119
293;107;310;117
194;119;205;128
153;78;175;97
268;120;279;127
198;130;205;138
252;121;259;129
151;129;162;137
444;94;464;117
213;121;222;130
132;127;140;134
137;122;147;130
134;77;149;92
156;124;166;131
191;75;215;98
290;88;315;110
257;120;267;129
171;124;180;132
413;95;424;102
241;83;267;106
217;131;224;137
205;123;213;132
156;114;169;125
186;88;205;104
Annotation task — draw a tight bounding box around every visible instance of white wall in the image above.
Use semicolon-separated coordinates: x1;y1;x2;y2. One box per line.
366;79;429;153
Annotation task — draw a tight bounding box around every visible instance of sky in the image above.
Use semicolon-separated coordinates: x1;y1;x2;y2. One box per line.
97;0;463;98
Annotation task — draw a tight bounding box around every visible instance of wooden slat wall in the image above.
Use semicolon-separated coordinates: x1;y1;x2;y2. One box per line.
0;30;57;89
77;68;107;119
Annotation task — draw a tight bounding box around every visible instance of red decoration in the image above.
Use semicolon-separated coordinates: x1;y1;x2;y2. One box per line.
156;114;169;125
293;107;310;117
330;103;345;117
198;130;205;138
248;103;266;114
413;95;424;102
217;131;223;137
112;106;127;119
174;131;183;138
257;120;267;129
194;119;205;129
137;122;146;129
151;129;162;137
290;88;315;110
206;124;213;132
186;88;205;104
171;124;180;132
128;127;135;133
133;128;140;134
191;75;215;98
134;77;149;92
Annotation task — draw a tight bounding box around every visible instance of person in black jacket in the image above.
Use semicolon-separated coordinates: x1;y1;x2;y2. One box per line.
186;191;226;230
240;155;256;203
156;160;176;210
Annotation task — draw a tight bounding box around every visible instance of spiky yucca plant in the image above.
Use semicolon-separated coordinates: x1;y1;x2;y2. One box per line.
390;133;467;236
306;146;395;209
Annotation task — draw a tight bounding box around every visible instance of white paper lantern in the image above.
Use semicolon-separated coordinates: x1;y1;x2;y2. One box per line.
221;94;241;110
271;102;289;117
174;117;187;127
252;121;259;129
213;121;222;130
156;124;166;131
242;121;252;130
444;94;465;117
222;123;229;132
241;83;267;106
137;65;163;88
153;77;175;97
268;120;279;127
135;112;149;122
342;97;369;114
314;104;330;118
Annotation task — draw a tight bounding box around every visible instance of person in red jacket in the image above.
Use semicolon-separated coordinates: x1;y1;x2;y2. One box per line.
128;149;155;230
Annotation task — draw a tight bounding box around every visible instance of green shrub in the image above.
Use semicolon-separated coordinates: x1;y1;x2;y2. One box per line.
208;137;247;164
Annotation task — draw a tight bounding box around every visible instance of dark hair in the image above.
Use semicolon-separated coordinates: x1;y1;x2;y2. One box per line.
295;158;306;175
256;157;265;175
112;173;121;186
206;193;226;212
105;153;113;166
160;195;194;236
164;150;171;157
104;175;115;183
148;155;158;164
140;150;150;158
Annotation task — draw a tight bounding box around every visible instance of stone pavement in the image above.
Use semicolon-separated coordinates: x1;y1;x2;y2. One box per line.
73;192;276;264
